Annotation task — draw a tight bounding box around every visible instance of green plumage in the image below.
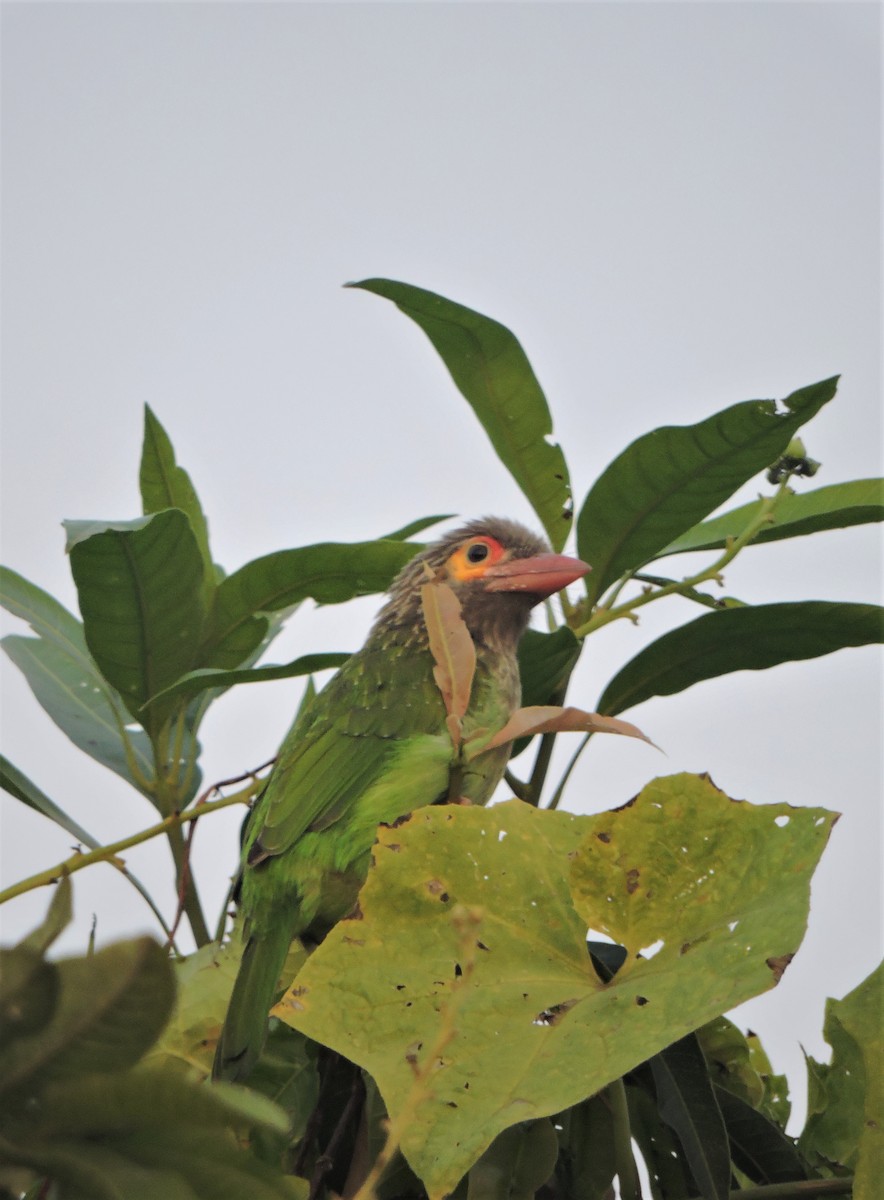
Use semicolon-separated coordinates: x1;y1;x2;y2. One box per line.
213;518;582;1082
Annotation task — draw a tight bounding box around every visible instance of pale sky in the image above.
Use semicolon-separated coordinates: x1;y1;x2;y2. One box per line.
1;1;881;1132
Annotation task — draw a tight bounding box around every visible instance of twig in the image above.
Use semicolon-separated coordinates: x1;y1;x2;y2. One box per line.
729;1181;853;1200
164;759;274;950
0;783;260;907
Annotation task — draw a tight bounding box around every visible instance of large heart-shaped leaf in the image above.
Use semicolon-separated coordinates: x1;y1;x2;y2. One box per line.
276;774;834;1197
352;279;573;551
597;601;883;716
576;377;839;605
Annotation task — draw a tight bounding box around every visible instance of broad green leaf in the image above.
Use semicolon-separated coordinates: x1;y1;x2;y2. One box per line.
695;1016;765;1109
277;774;834;1197
626;1082;697;1200
1;755;100;849
204;539;416;669
466;1120;559;1200
116;1127;307;1198
2;636;154;796
65;511;209;729
146;940;243;1078
714;1086;808;1184
35;1065;289;1138
0;1139;198;1200
577;377;839;605
0;565;89;659
650;1035;731;1200
352;279;573;550
659;478;884;557
143;653;349;711
800;962;883;1194
0;948;59;1052
518;627;582;708
553;1094;616;1200
598;601;884;716
746;1032;791;1128
0;937;175;1100
140;406;215;598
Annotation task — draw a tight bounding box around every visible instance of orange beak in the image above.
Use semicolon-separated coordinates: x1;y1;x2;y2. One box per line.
482;552;591;600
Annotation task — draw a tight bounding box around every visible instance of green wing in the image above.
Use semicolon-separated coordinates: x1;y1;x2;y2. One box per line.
248;635;448;861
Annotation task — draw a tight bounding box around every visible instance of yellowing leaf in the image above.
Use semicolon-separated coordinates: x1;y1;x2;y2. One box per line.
275;775;835;1197
421;579;476;747
478;704;653;752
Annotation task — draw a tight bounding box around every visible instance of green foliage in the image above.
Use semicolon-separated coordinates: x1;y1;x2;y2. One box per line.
2;279;882;1198
0;883;299;1200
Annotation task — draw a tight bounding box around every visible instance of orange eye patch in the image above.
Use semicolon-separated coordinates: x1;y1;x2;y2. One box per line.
445;536;507;581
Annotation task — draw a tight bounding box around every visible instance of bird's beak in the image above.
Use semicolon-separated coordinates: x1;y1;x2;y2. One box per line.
482;552;591;600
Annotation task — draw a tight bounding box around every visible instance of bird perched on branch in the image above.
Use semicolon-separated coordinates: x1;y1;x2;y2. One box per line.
213;517;589;1082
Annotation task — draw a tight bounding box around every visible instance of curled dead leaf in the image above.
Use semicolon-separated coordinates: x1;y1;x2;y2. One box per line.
421;579;476;748
475;705;656;753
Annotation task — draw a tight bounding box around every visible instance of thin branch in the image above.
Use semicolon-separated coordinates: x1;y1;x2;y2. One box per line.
0;783;259;907
730;1181;853;1200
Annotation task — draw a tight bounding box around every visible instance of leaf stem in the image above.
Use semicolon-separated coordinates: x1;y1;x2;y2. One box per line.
573;479;792;639
730;1181;853;1199
0;784;258;907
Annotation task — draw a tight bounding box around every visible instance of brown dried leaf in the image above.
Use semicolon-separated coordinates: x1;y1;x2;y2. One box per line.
481;704;654;751
421;579;476;747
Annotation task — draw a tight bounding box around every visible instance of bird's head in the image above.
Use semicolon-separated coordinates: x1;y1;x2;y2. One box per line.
376;517;590;651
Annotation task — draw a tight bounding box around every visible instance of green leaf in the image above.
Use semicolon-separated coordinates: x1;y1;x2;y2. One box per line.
0;566;154;790
65;511;209;728
140;406;215;599
0;948;60;1053
0;937;175;1100
466;1120;559;1200
598;601;884;716
379;515;451;541
277;774;835;1197
352;279;573;550
0;755;100;849
714;1086;809;1184
577;376;839;605
0;565;88;657
143;653;350;711
650;1035;731;1200
510;627;582;757
553;1094;616;1200
626;1082;696;1200
2;636;155;797
658;478;884;557
800;962;883;1193
18;877;73;956
204;538;416;669
694;1017;765;1110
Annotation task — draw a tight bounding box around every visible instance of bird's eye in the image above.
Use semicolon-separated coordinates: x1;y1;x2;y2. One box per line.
466;542;490;564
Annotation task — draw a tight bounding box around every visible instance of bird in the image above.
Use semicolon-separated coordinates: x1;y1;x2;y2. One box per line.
213;517;590;1082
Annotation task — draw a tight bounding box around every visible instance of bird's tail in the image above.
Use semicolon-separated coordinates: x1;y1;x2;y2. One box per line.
212;922;293;1083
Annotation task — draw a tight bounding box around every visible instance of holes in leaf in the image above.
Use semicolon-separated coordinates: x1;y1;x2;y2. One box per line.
775;815;791;827
637;939;664;960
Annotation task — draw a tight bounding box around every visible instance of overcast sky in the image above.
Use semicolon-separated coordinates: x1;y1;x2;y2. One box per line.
1;1;880;1132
